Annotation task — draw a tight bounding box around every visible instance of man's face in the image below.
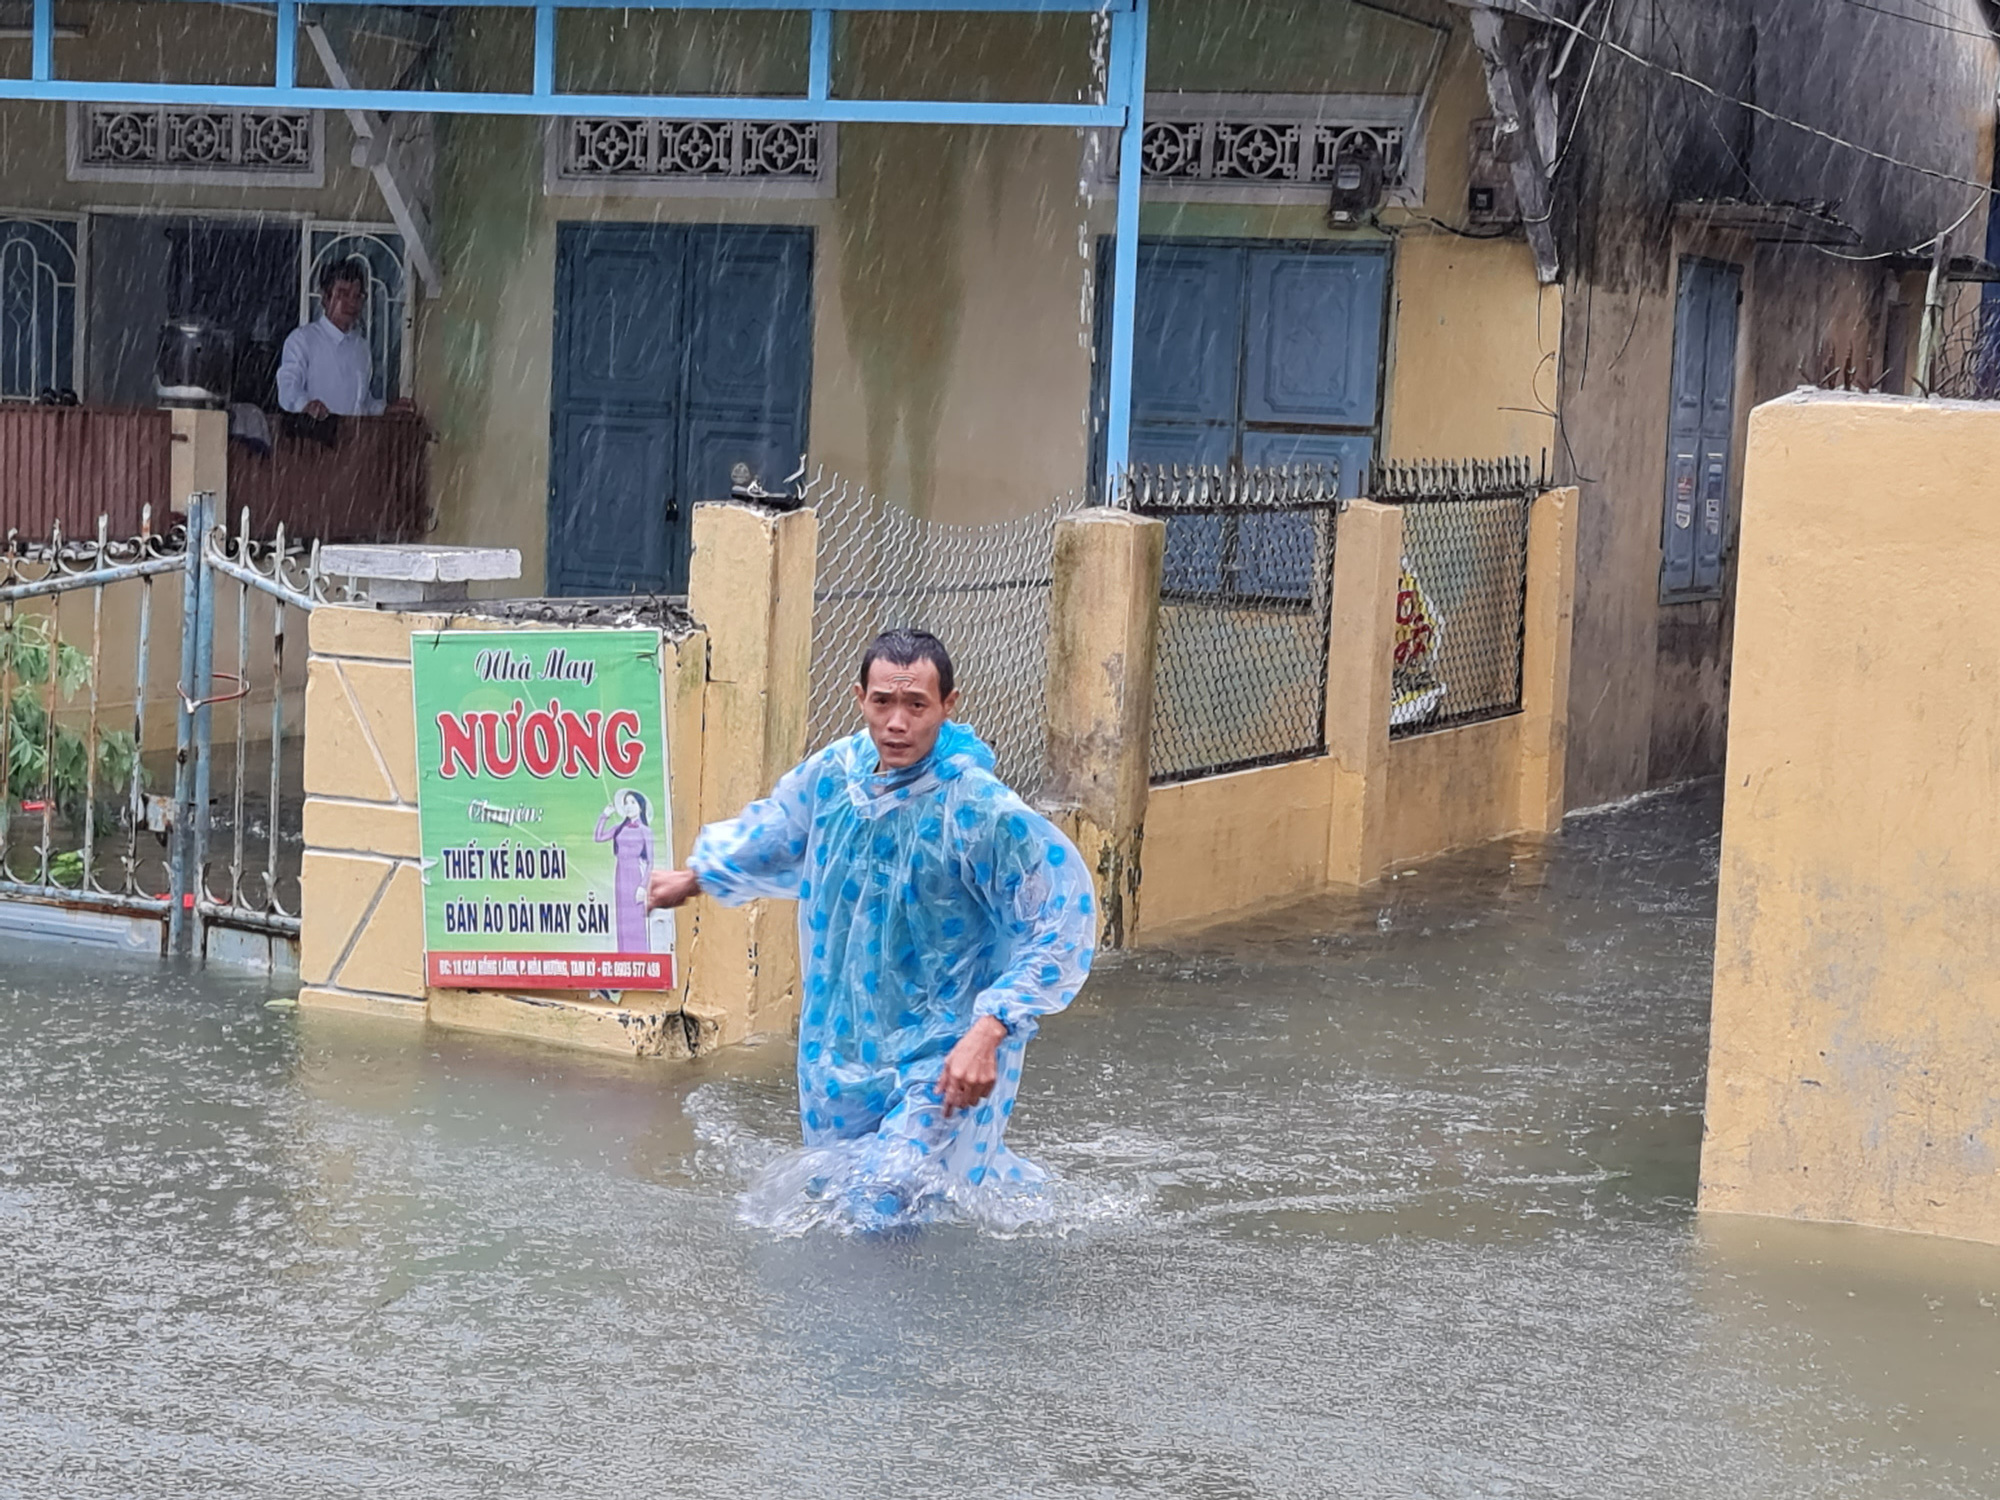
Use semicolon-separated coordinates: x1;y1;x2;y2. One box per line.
853;657;958;769
324;276;364;332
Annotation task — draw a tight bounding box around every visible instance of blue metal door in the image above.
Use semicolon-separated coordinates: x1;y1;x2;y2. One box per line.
1662;258;1739;599
550;223;811;596
1103;239;1387;596
680;226;814;552
1105;239;1387;487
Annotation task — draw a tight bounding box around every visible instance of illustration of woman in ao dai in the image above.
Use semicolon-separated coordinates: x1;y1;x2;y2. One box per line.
593;788;654;952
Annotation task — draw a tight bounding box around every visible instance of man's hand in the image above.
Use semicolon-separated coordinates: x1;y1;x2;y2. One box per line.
304;399;330;419
939;1015;1007;1115
645;868;701;911
387;396;418;414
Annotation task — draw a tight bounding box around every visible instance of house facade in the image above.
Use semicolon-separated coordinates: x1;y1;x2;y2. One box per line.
0;0;1993;815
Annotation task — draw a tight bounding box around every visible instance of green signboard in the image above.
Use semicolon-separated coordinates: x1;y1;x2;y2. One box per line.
410;628;675;991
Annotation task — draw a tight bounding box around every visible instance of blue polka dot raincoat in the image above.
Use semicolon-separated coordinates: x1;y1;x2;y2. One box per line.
687;721;1097;1231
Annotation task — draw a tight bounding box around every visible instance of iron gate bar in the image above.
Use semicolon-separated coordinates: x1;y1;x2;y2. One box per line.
168;493;216;957
0;554;184;604
0;499;322;946
0;507;180;919
200;512;324;938
2;0;1150;487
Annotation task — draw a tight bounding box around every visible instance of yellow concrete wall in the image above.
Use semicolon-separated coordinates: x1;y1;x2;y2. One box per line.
1384;237;1561;462
1385;715;1522;866
1133;489;1575;941
1701;391;2000;1248
1042;508;1164;947
1136;756;1334;937
295;604;709;1046
683;503;816;1047
1373;24;1561;468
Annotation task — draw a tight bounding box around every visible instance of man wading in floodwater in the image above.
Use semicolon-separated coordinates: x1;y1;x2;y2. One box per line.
645;629;1096;1231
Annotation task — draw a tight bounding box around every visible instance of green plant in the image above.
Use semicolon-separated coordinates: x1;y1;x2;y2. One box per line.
1;614;144;832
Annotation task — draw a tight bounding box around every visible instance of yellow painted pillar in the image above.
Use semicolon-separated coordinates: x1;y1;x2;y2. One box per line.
297;604;445;1022
1700;393;2000;1247
169;409;228;514
684;501;818;1047
1042;507;1166;948
1516;486;1579;834
1325;499;1401;887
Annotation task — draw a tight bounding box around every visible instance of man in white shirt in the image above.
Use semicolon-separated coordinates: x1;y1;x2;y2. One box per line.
276;260;385;418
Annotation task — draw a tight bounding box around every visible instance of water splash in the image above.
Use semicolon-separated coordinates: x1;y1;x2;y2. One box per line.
688;1079;1155;1239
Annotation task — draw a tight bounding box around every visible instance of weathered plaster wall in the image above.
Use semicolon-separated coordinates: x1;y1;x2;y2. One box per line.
1751;0;1998;253
1551;0;1996;810
0;4;407;219
422;3;1554;590
1702;391;2000;1248
1559;228;1911;806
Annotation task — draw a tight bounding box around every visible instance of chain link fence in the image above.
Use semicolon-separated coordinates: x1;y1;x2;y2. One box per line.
1118;464;1340;784
806;472;1079;803
1370;457;1542;738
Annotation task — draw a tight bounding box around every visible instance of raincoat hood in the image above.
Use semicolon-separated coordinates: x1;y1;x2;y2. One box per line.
850;721;995;814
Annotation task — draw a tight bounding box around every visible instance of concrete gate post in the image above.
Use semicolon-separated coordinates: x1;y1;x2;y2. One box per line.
1325;499;1402;887
683;501;818;1048
1516;486;1578;834
1700;393;2000;1247
1042;507;1166;948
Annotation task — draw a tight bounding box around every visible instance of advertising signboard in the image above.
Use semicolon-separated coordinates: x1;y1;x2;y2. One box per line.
410;628;675;990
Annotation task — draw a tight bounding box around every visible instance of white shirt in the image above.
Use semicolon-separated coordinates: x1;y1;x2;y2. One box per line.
276;315;383;416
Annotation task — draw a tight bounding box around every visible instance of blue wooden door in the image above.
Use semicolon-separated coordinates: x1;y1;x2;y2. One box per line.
1108;240;1387;486
549;223;811;595
550;224;682;595
1129;242;1241;470
1662;258;1739;599
1105;240;1387;598
1127;243;1240;594
680;226;814;552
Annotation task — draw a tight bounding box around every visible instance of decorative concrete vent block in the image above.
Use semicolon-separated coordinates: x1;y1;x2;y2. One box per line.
319;544;522;606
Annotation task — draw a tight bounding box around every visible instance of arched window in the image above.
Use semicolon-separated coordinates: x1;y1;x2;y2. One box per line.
305;227;410;404
0;217;79;402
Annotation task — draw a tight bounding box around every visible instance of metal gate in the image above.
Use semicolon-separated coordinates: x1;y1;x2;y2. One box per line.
0;491;341;963
1118;462;1342;783
806;471;1080;805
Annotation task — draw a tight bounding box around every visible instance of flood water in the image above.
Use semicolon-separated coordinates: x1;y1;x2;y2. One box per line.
2;781;1996;1497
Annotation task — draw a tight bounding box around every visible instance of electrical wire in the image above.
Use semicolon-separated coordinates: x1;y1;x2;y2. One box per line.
1406;212;1514;240
1548;0;1612;175
1512;0;2000;198
1813;189;1988;261
1830;0;2000;42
